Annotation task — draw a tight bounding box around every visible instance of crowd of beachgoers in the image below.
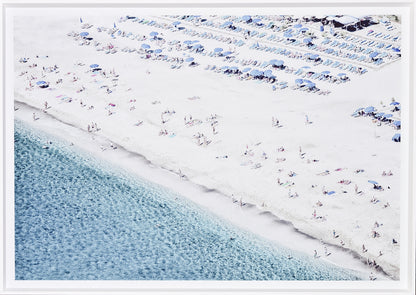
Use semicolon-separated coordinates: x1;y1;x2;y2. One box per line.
14;14;402;280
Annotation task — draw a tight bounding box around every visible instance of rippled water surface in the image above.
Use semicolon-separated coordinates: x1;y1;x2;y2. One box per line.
14;120;361;280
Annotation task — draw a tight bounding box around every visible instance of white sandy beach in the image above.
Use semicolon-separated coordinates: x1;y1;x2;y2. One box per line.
12;12;404;280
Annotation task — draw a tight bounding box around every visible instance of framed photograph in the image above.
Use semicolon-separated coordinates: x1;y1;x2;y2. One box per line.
2;0;414;294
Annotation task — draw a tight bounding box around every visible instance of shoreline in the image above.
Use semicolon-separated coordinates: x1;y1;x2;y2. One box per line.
14;101;391;280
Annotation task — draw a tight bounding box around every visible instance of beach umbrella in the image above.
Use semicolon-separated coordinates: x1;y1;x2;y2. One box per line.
36;80;47;85
295;78;304;84
229;66;238;70
374;112;385;118
303;79;312;84
390;101;400;106
301;66;311;69
299;27;309;32
242;67;251;72
192;44;202;49
306;82;316;88
393;121;401;127
172;21;181;26
214;47;223;53
149;31;159;36
242;15;251;21
368;180;378;185
370;52;379;58
321;70;330;74
185;57;194;62
89;64;99;68
192;40;200;43
284;32;293;38
264;69;273;77
221;66;229;70
383;114;393;119
141;43;150;49
80;31;89;37
293;24;302;28
326;48;334;53
252;18;262;23
303;38;312;44
392;133;401;142
327;191;335;195
354;107;364;113
364;106;375;113
309;54;319;60
223;21;233;26
338;73;347;77
392;47;400;52
222;51;232;56
272;60;284;66
183;40;193;45
154;49;162;53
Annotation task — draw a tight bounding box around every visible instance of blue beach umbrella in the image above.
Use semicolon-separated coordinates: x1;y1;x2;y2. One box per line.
393;120;401;127
252;18;262;23
192;44;202;49
321;70;330;74
327;191;335;195
36;80;47;85
293;24;302;28
222;51;232;56
172;21;181;26
223;21;233;26
284;32;293;38
89;64;99;68
242;67;251;72
149;31;159;36
368;180;378;185
221;66;229;70
154;49;162;53
383;114;393;119
242;15;251;21
374;112;385;118
309;54;319;60
299;27;309;32
141;43;150;49
295;78;304;84
303;38;312;43
390;101;400;106
364;106;375;113
306;82;316;88
370;52;379;58
263;69;273;76
392;48;400;52
183;40;193;45
338;73;347;77
392;133;401;142
185;57;194;62
214;47;223;53
80;32;89;37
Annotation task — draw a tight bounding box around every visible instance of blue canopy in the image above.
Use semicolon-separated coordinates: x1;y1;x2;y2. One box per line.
390;101;400;106
242;67;251;72
80;32;89;37
183;40;193;45
364;106;375;113
327;191;335;195
252;18;262;23
270;59;284;66
293;24;302;28
192;44;202;49
392;47;400;52
354;107;364;113
309;54;319;60
154;49;162;53
172;21;181;26
301;66;311;69
306;82;316;88
284;32;293;38
263;69;273;76
321;70;330;74
303;79;312;84
36;80;47;85
242;15;251;21
192;40;200;43
383;114;393;118
141;44;150;49
222;51;232;56
368;180;378;185
393;120;401;126
185;57;194;62
303;38;312;43
250;69;263;76
89;64;99;68
230;66;238;71
299;27;309;32
221;66;229;70
295;79;304;84
374;112;385;118
214;47;223;53
149;31;158;36
392;133;401;142
338;73;347;77
223;21;233;26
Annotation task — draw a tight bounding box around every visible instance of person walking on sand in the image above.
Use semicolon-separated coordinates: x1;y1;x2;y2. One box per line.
32;112;36;121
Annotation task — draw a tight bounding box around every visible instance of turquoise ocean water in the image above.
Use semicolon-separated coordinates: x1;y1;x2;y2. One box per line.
14;120;362;280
